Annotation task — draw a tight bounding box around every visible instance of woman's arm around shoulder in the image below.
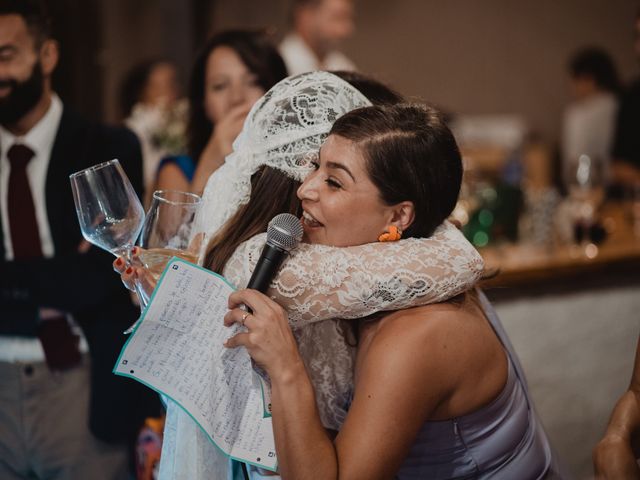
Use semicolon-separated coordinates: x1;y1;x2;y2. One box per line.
226;222;484;327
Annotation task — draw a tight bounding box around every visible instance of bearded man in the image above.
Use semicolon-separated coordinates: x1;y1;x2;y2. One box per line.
0;1;160;479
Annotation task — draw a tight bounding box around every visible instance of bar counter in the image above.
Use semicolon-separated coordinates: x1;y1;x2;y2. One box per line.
479;200;640;297
472;200;640;478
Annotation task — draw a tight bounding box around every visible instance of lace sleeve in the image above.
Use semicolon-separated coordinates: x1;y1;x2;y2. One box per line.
223;221;484;328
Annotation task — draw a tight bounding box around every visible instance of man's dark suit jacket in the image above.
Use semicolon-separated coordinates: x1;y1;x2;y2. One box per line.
0;107;161;444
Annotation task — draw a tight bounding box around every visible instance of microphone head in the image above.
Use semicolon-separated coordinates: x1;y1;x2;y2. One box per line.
266;213;304;252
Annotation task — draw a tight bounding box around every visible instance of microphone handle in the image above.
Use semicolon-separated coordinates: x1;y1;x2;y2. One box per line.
246;243;288;293
244;242;290;396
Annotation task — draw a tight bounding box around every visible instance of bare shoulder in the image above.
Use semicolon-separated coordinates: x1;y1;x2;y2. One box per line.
356;297;508;419
361;300;484;358
357;302;478;386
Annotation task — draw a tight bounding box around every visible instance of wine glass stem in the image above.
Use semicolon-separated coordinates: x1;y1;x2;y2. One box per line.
123;248;147;334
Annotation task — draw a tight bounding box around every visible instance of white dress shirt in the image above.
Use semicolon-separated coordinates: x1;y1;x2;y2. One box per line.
561;92;618;182
0;94;62;260
279;33;356;76
0;94;88;362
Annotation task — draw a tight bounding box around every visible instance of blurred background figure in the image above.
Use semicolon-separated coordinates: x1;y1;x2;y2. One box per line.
279;0;356;75
611;8;640;188
555;47;621;247
0;1;161;479
561;46;621;186
119;59;187;204
154;30;287;195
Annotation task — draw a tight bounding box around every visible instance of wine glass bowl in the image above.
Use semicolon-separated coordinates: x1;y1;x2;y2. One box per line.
70;159;145;257
138;190;201;282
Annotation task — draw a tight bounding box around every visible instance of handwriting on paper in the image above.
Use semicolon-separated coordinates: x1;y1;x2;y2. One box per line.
114;259;278;471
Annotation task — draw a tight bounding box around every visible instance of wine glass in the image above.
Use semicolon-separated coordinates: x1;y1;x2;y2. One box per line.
123;189;201;334
70;158;147;307
138;189;201;281
564;154;606;252
70;159;144;257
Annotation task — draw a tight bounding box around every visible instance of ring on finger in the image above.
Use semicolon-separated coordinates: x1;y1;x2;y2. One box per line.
240;312;250;326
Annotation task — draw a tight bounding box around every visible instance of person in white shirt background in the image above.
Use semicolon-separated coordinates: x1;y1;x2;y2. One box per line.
561;46;621;186
279;0;357;76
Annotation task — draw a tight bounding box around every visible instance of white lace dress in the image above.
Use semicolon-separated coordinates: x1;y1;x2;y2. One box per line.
159;221;484;479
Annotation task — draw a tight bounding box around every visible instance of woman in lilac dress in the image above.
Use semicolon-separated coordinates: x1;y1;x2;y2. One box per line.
225;103;566;479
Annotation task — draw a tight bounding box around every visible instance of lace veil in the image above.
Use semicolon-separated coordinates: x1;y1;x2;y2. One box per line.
162;71;374;480
194;71;372;259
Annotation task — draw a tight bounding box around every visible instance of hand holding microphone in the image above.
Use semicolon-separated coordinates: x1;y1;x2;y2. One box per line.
224;213;305;379
244;213;304;294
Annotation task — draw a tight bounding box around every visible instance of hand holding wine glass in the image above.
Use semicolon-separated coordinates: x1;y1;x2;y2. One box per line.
70;159;147;309
113;248;155;297
114;231;205;299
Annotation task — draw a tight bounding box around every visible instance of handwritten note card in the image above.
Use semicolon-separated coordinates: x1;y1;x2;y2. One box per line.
113;258;278;471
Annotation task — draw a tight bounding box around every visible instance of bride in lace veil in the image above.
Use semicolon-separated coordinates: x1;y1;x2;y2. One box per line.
150;71;484;479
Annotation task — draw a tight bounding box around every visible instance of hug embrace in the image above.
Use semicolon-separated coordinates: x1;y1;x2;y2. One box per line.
116;71;565;479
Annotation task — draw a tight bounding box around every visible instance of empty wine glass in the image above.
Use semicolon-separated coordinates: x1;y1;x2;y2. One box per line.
70;158;147;313
123;189;201;334
70;159;144;257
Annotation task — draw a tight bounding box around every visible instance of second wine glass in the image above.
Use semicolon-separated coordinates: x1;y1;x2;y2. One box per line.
122;190;201;334
138;189;201;279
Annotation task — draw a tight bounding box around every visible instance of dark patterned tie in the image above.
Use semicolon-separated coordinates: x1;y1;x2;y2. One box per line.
7;143;81;370
7;144;42;259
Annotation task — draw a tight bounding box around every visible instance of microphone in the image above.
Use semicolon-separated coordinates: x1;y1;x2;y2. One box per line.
246;213;304;293
243;214;303;404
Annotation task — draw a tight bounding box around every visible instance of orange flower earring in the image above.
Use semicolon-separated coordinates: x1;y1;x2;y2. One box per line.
378;225;402;242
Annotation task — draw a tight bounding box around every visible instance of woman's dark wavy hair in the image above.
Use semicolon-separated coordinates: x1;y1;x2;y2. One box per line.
329;103;463;239
187;30;288;161
330;70;403;106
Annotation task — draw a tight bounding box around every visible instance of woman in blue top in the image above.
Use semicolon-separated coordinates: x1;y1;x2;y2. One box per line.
155;30;287;194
